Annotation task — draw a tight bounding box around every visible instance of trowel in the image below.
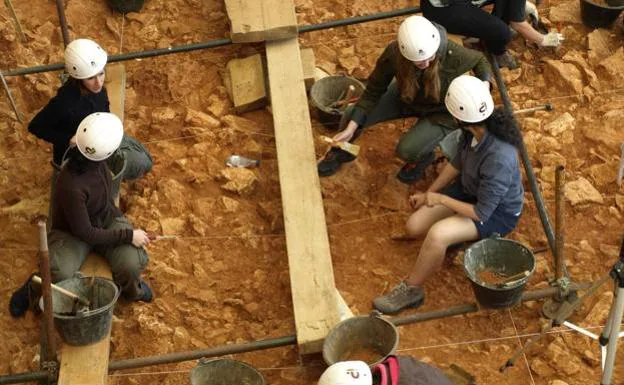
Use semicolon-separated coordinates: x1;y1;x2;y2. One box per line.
320;136;360;157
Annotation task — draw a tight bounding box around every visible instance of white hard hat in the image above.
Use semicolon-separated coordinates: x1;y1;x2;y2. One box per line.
318;361;372;385
64;39;108;79
76;113;124;161
445;75;494;123
397;16;441;62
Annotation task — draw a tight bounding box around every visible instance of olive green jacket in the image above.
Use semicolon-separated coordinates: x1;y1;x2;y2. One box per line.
351;25;492;125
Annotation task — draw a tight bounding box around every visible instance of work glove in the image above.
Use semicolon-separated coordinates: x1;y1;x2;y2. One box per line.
541;31;564;47
525;1;539;23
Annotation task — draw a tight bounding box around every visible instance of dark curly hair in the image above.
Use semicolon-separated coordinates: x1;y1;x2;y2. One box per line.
65;146;93;175
485;108;523;148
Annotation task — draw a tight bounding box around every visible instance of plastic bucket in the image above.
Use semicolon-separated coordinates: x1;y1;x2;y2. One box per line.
41;276;120;346
463;237;535;309
190;359;266;385
580;0;624;29
322;314;399;367
309;75;365;130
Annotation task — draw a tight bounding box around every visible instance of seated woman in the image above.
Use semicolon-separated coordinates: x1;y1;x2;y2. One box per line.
422;0;563;69
373;75;524;314
9;113;152;317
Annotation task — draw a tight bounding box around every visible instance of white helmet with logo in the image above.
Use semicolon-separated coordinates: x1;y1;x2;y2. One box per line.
64;39;108;79
445;75;494;123
397;15;441;62
318;361;372;385
76;113;124;161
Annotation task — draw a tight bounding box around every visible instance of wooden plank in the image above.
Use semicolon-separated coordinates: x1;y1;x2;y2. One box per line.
224;0;298;43
57;64;124;385
105;64;126;121
300;48;316;91
227;54;268;113
266;37;351;354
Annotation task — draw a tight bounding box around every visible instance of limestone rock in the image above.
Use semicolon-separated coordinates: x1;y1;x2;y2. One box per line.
524;131;541;154
544;113;575;136
218;168;258;195
338;55;361;75
609;206;622;219
616;194;624;211
185;107;220;128
522;117;541;132
598;48;624;87
159;217;186;235
538;152;567;167
219;196;241;212
545;340;582;375
582;110;624;151
543;60;583;94
588;29;614;65
531;358;555;378
549;380;570;385
188;213;208;236
206;93;231;117
582;350;600;368
151;106;178;124
221;114;261;135
588;162;616;187
585;291;613;325
564;177;604;205
548;0;581;23
599;244;620;259
539;136;562;151
579;239;595;255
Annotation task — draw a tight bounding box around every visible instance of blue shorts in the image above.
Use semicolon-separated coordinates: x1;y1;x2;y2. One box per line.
441;182;520;239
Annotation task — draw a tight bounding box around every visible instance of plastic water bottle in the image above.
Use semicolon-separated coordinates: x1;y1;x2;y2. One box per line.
225;155;260;168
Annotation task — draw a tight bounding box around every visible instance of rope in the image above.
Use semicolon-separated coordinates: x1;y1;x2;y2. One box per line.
119;13;125;55
508;308;537;385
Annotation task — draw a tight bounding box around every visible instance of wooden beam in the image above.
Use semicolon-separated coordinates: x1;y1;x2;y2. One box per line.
224;0;298;43
57;65;125;384
266;35;351;353
227;54;268;113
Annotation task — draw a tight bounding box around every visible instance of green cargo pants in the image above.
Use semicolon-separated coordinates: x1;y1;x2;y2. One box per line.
48;216;149;300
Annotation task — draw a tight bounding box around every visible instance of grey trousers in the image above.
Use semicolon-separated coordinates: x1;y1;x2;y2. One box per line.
341;81;461;162
48;216;149;300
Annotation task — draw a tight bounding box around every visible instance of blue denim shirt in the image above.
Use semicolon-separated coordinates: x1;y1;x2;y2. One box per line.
451;132;524;221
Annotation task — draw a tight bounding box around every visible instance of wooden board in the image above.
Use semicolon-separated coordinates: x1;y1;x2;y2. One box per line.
224;0;298;43
57;64;124;384
300;48;316;91
227;54;268;113
57;254;112;385
104;64;126;121
266;36;351;354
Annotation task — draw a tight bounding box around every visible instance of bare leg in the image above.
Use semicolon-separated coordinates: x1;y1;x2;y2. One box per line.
405;204;455;237
406;214;479;286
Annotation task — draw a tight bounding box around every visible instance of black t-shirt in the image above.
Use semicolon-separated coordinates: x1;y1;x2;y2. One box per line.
492;0;526;23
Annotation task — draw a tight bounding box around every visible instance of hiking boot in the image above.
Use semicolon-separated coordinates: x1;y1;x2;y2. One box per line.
9;273;39;318
318;147;357;177
396;152;435;184
373;281;425;314
495;52;518;70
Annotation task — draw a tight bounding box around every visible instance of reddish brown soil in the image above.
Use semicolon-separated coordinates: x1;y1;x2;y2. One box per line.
1;0;624;384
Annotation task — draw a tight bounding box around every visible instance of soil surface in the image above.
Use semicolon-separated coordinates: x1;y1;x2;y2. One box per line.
1;0;624;384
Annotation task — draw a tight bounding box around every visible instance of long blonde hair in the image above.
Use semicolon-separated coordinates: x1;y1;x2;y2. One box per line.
396;53;441;104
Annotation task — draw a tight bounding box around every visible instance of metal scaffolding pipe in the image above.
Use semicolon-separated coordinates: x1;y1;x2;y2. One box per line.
489;54;556;254
2;6;421;77
0;370;49;384
555;165;567;280
54;0;70;47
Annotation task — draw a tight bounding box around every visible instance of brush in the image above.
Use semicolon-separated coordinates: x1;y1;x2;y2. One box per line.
320;136;360;157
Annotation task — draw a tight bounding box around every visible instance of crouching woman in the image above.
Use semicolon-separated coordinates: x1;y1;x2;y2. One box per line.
373;75;524;314
49;112;153;302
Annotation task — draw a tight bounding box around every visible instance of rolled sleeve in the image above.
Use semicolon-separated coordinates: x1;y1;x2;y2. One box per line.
475;159;512;222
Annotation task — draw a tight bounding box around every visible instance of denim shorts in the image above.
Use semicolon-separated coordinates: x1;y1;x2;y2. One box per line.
442;182;520;238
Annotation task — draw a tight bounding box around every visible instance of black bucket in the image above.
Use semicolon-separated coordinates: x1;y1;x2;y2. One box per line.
190;359;266;385
322;314;399;367
309;75;365;130
580;0;624;29
463;238;535;309
41;276;120;346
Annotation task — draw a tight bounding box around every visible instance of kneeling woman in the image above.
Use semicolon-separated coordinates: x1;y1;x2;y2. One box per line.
49;112;153;302
373;75;524;314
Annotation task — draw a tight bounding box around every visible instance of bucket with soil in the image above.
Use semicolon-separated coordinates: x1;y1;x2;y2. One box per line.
310;75;365;130
322;314;399;367
579;0;624;29
463;237;535;309
40;276;120;346
190;358;266;385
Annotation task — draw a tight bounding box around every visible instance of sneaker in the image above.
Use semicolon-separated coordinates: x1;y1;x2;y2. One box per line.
9;273;38;318
318;147;357;177
494;52;518;70
396;152;435;184
373;281;425;314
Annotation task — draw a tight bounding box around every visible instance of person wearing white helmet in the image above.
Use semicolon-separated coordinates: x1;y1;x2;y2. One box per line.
318;15;492;184
422;0;563;69
318;361;372;385
373;75;524;314
28;38;153;226
9;113;153;317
